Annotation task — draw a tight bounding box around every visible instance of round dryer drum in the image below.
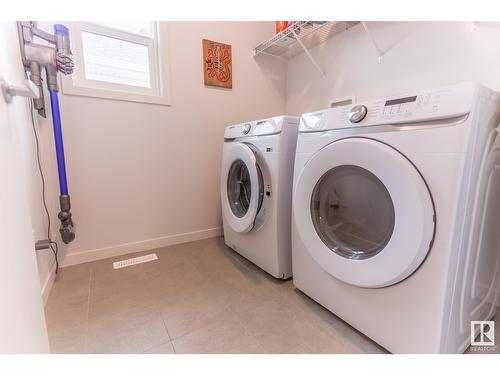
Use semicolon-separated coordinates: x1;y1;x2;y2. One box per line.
221;142;263;233
294;137;435;288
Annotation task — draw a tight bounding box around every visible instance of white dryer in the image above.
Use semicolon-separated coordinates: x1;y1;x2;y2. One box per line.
292;82;500;353
221;116;299;279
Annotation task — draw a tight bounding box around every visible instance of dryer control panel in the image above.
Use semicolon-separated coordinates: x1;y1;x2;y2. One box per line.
224;116;298;139
379;92;443;121
300;82;480;133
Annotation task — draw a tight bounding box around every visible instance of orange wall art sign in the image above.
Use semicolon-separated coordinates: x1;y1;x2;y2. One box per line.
202;39;232;89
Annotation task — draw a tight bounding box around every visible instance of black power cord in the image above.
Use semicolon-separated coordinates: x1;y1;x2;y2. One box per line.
28;98;59;274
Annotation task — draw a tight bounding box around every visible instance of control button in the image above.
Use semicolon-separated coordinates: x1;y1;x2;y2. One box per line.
390;105;400;114
348;105;368;123
243;123;251;134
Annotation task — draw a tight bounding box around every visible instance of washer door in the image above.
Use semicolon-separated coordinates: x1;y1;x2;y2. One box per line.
221;142;264;233
294;138;435;288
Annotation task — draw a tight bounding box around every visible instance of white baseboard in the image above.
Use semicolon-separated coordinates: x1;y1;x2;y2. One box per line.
60;227;222;267
40;262;57;306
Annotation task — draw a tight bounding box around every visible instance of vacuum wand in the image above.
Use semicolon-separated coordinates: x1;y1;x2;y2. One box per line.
18;22;76;244
49;90;75;243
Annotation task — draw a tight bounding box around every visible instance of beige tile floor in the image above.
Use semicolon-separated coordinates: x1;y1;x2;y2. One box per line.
44;237;498;354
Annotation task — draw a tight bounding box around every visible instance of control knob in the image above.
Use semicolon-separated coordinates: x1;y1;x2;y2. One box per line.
348;105;368;123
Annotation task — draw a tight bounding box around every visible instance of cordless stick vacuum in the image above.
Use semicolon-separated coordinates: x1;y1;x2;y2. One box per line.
18;22;76;244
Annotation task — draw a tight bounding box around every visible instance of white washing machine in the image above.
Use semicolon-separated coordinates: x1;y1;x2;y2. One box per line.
292;82;500;353
221;116;299;279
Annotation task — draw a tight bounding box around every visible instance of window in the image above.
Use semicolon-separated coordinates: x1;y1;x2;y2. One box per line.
61;22;170;106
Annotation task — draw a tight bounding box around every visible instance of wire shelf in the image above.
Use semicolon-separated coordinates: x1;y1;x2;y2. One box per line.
254;21;359;60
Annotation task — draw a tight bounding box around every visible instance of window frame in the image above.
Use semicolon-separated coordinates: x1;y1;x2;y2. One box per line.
60;21;171;106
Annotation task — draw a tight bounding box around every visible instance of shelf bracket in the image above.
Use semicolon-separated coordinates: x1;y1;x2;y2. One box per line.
361;22;384;62
290;28;326;77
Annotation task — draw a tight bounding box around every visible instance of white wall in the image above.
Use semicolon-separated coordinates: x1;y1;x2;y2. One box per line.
31;22;285;283
0;22;58;303
22;92;55;303
286;22;500;115
0;21;49;353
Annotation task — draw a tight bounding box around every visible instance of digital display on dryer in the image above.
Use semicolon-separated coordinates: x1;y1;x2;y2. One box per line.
385;96;417;106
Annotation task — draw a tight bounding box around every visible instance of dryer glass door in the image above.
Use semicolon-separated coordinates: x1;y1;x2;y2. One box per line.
227;158;263;218
221;142;264;233
293;137;435;288
311;165;395;260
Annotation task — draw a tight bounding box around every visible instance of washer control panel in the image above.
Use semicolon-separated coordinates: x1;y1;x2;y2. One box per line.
224;116;299;139
380;93;441;120
347;92;444;125
299;82;477;132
